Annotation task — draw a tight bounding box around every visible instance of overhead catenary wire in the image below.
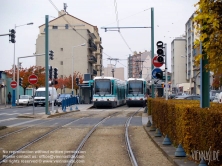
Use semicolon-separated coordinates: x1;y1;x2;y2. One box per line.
48;0;88;41
113;0;134;54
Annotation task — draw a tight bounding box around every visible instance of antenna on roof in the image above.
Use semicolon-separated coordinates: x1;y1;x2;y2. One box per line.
64;3;68;12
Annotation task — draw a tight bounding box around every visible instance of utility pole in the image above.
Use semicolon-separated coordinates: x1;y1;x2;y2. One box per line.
151;8;155;98
164;43;168;100
135;60;144;78
107;58;119;77
45;15;50;115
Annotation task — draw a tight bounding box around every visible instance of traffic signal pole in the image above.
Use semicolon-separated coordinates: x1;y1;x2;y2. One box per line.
16;53;45;106
200;41;210;108
151;8;155;98
45;15;50;115
164;43;168;100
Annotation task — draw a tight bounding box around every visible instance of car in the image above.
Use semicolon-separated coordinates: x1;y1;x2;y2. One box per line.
168;94;176;99
16;95;34;106
56;94;73;107
212;93;220;103
174;95;200;100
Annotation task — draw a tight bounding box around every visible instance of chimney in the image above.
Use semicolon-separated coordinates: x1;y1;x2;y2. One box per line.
58;10;66;17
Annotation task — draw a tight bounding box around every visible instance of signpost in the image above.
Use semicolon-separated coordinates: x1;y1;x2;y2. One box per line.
28;74;38;85
152;68;162;79
28;74;38;115
10;81;17;89
152;56;163;68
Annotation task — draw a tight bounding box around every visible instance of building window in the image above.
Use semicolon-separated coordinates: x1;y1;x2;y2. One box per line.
65;24;69;29
61;48;63;51
52;26;58;29
60;61;63;65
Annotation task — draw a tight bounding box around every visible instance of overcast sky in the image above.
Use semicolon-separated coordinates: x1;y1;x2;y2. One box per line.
0;0;199;79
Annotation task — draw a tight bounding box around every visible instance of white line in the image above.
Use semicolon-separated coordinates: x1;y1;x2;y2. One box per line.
0;118;17;123
0;113;20;115
8;119;41;127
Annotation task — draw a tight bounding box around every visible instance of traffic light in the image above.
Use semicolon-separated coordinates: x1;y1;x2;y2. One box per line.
49;65;52;79
49;50;54;60
156;41;164;63
19;78;23;86
76;78;79;85
9;29;16;43
156;71;163;79
54;68;58;79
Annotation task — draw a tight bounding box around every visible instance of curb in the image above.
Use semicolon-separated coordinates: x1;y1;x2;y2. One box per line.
143;125;198;166
17;110;80;119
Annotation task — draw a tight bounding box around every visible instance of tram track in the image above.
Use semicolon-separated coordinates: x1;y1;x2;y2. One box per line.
67;106;141;166
0;106;129;165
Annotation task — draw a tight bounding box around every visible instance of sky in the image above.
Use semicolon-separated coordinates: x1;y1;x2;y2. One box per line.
0;0;199;79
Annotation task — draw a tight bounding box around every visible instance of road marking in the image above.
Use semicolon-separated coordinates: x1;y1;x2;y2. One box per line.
8;119;41;127
0;118;17;123
0;113;20;116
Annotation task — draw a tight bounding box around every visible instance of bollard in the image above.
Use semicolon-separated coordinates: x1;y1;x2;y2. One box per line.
149;123;156;131
162;135;172;145
175;144;186;157
198;159;207;166
154;128;162;137
75;105;79;110
70;106;73;111
146;120;151;127
144;106;147;113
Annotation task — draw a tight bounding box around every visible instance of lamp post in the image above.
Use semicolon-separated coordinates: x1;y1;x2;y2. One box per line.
12;22;33;107
72;43;86;95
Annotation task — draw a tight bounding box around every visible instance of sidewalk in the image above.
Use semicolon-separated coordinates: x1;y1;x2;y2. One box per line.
142;113;198;166
16;104;93;119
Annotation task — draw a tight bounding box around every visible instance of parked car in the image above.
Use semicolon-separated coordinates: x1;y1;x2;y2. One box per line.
16;95;34;106
209;90;222;101
175;95;200;100
212;93;220;103
34;87;57;107
168;94;176;99
56;93;73;107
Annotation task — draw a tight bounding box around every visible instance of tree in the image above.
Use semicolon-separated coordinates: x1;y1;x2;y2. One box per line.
212;73;222;89
5;66;45;94
193;0;222;75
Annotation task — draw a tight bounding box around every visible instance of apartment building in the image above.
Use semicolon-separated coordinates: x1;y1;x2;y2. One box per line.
171;37;187;94
128;50;151;80
35;10;103;80
185;14;198;94
103;64;124;81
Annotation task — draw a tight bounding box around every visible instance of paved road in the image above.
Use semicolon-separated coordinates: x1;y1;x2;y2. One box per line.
0;105;144;127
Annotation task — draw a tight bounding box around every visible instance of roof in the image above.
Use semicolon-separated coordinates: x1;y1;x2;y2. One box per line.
127;78;146;81
39;13;97;29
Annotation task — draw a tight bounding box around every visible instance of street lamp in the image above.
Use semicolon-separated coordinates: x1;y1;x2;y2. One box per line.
13;22;34;81
72;43;86;95
12;22;33;107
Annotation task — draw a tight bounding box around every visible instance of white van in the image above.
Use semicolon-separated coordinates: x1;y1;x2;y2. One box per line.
34;87;57;107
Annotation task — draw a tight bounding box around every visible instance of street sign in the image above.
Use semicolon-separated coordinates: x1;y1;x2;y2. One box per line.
152;68;162;79
10;81;17;88
28;74;38;85
152;56;163;67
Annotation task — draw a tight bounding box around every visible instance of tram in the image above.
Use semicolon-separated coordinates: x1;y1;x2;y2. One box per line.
92;76;126;108
126;78;148;107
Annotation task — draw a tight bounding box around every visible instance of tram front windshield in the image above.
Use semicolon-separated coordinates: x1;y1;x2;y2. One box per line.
128;81;143;95
95;79;111;95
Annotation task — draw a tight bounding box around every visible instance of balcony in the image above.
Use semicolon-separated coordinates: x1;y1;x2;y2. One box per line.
88;55;97;64
88;39;97;51
93;69;97;76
